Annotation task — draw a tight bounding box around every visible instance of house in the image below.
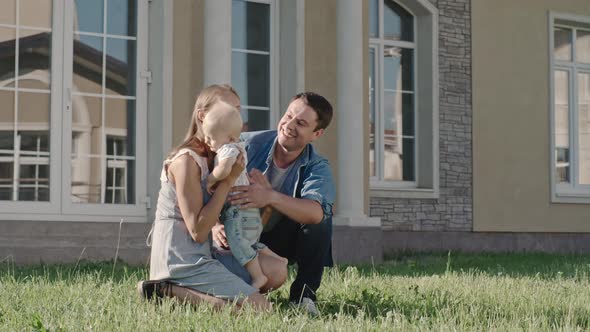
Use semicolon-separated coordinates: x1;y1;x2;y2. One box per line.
1;0;589;265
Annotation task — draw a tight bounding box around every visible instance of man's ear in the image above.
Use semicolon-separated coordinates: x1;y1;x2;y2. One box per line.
310;128;324;142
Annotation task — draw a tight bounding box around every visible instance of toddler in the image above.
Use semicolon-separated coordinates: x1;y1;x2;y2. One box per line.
203;101;270;289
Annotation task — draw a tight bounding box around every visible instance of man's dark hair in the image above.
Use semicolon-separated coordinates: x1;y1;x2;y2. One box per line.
292;92;333;131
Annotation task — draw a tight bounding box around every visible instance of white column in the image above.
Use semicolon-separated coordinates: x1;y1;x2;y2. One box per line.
334;0;380;227
203;0;232;85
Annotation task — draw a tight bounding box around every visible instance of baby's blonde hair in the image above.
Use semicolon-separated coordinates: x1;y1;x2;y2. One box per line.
167;84;239;159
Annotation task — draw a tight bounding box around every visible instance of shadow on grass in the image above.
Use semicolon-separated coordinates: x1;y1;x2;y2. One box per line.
339;251;590;281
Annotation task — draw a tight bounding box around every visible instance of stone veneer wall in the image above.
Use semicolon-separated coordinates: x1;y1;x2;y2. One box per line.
370;0;473;232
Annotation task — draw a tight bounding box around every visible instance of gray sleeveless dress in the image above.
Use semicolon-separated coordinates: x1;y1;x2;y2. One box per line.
148;148;257;300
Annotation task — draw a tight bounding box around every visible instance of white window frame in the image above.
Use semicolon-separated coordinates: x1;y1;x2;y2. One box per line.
231;0;279;130
549;12;590;203
369;0;439;199
1;0;149;221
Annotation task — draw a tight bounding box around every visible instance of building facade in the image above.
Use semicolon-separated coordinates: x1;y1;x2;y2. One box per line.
1;0;589;265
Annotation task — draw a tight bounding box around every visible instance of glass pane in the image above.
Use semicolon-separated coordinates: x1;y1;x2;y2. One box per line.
0;28;16;82
241;108;269;132
0;0;16;25
19;77;50;91
18;163;49;201
0;91;15;152
105;99;135;156
20;0;52;29
106;162;125;186
18;30;51;86
576;30;590;64
383;91;414;181
369;48;376;177
71;156;102;203
73;34;103;94
105;188;113;203
18;92;50;141
114;189;125;203
232;52;269;108
554;27;572;61
384;0;413;41
107;0;137;37
106;136;126;156
0;162;13;200
554;70;570;184
106;38;136;96
384;47;413;92
369;0;378;38
74;0;104;33
0;132;14;153
401;93;415;136
19;131;49;154
578;73;590;184
71;95;102;156
232;0;269;52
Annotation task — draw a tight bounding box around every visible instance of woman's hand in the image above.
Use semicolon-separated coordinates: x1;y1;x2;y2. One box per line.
224;153;245;185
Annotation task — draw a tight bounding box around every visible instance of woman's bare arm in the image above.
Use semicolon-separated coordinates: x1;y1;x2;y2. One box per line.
170;153;244;244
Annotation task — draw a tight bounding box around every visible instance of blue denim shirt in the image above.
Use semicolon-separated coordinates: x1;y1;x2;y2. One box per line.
240;130;335;224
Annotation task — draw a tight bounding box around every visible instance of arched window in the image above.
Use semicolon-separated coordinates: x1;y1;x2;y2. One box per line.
369;0;438;197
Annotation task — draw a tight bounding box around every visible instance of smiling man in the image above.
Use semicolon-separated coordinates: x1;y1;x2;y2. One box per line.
212;92;335;315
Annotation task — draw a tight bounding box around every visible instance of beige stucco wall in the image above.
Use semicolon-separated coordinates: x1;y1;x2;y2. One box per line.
473;0;590;232
304;0;354;212
172;0;204;148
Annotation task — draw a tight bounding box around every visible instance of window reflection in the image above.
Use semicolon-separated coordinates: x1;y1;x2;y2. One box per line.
69;0;138;204
554;28;572;61
232;0;271;132
554;70;570;184
576;30;590;64
0;6;52;201
369;1;416;183
578;73;590;184
383;0;413;41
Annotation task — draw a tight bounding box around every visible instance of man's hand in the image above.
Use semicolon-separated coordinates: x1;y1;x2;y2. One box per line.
229;169;274;209
211;222;229;249
248;169;272;189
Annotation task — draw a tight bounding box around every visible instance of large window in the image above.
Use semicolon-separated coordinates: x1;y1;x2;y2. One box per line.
0;1;53;202
369;0;438;196
0;0;148;218
231;0;276;132
551;14;590;202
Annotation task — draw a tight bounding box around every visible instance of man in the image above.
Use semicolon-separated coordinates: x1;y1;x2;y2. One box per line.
212;92;335;315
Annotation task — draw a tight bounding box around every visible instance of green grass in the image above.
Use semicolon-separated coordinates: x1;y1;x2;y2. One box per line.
2;252;590;331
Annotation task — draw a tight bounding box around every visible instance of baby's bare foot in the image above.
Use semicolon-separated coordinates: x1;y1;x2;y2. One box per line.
251;275;268;290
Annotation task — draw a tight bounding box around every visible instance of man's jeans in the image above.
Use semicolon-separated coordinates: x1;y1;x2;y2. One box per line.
260;216;333;302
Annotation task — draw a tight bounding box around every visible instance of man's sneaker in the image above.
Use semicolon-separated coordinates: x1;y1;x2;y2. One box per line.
292;297;320;316
137;280;169;302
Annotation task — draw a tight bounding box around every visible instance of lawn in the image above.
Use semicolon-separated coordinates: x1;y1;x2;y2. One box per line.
1;252;590;331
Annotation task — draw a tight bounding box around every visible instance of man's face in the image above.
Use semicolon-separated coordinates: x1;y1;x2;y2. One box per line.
277;99;324;152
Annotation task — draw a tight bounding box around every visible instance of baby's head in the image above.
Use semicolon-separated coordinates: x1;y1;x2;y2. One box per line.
202;101;243;152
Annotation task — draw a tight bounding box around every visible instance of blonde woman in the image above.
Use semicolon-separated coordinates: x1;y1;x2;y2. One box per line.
139;85;287;310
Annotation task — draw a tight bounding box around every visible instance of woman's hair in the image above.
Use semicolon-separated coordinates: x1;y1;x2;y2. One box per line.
167;84;240;159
